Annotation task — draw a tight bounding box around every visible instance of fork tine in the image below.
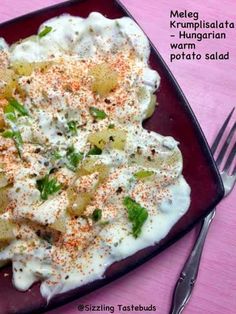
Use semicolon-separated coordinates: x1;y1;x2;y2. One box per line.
223;142;236;172
233;165;236;176
211;107;235;154
215;122;236;167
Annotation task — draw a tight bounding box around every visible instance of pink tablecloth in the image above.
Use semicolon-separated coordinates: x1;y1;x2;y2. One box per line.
1;1;235;313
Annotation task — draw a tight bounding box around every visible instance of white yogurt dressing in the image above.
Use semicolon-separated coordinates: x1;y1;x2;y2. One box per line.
0;12;190;301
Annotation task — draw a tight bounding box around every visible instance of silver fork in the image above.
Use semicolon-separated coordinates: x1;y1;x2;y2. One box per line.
170;108;236;314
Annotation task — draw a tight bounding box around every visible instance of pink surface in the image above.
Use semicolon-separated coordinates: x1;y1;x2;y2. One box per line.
1;1;235;314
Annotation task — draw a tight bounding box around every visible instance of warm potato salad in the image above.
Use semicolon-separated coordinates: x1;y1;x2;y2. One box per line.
0;13;190;299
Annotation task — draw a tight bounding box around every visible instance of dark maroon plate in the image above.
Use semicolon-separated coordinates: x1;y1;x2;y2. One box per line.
0;1;224;313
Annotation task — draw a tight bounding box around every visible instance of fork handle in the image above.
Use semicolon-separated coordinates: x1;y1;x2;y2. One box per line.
170;209;216;314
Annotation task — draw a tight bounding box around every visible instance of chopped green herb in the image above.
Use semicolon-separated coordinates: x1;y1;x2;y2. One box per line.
108;124;115;129
3;104;16;122
2;98;27;157
87;146;102;156
89;107;107;120
134;170;154;180
38;26;52;38
4;98;29;122
92;208;102;222
51;150;62;160
13;131;23;156
66;146;83;171
123;196;148;238
8;98;29;116
99;220;109;226
2;129;23;157
36;174;61;200
67;121;77;135
2;129;14;138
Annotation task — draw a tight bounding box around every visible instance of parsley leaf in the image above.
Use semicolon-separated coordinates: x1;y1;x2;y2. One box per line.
67;121;77;135
134;170;154;179
99;220;109;226
108;123;115;129
87;146;102;156
66;146;83;171
2;129;23;157
38;26;53;38
89;107;107;120
51;150;62;160
2;129;14;138
36;174;61;200
92;208;102;222
12;130;23;156
3;104;16;122
8;98;29;116
4;98;29;122
123;196;148;238
2;98;28;157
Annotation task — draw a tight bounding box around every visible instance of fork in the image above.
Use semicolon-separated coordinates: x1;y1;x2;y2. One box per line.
170;108;236;314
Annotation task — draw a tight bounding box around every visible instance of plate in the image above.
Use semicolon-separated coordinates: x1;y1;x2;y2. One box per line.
0;0;224;313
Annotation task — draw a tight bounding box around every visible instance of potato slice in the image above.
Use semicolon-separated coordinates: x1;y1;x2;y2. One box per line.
145;93;157;119
0;186;9;213
0;68;17;99
78;159;110;183
0;173;8;189
11;61;52;76
128;130;183;183
11;62;34;76
90;63;118;97
0;218;14;241
67;191;92;216
67;172;101;216
50;213;67;233
129;149;182;171
137;86;157;119
88;128;126;150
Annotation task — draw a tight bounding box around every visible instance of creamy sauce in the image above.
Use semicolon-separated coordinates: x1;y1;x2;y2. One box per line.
0;12;190;300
